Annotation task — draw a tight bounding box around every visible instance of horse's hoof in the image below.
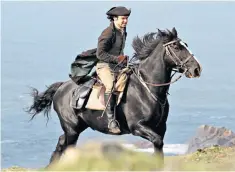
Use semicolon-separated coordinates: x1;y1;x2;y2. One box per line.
109;127;121;134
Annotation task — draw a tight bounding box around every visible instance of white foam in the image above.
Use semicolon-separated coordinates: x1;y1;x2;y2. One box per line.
1;140;17;144
210;115;227;119
121;143;136;149
122;143;188;155
163;144;188;155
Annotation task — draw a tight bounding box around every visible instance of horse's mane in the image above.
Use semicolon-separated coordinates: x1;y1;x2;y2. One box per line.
132;29;176;61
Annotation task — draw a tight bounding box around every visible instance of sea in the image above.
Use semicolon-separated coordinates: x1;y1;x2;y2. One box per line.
1;1;235;169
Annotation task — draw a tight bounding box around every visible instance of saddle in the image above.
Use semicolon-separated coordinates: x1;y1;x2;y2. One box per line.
71;67;132;110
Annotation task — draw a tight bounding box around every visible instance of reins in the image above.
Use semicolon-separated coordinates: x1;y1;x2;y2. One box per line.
132;68;187;87
128;39;191;89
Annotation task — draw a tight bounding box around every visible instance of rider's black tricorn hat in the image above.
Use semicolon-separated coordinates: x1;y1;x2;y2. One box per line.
106;6;131;16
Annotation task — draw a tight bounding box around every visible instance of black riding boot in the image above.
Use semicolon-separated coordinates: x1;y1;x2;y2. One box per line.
104;93;121;134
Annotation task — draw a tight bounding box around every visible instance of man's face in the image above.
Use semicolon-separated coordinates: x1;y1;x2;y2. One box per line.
114;16;129;29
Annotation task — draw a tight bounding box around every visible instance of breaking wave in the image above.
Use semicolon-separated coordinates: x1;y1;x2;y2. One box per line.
122;143;188;155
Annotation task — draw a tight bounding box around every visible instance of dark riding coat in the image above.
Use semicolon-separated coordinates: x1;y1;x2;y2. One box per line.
69;22;127;82
96;22;127;69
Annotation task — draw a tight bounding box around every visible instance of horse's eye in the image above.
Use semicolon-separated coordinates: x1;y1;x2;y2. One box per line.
172;43;180;50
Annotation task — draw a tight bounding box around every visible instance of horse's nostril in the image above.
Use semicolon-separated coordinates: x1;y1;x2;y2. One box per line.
194;68;200;76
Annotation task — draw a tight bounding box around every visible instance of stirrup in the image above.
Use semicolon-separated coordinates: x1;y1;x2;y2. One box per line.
108;119;120;129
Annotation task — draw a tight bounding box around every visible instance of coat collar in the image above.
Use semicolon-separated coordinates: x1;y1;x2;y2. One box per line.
110;22;127;35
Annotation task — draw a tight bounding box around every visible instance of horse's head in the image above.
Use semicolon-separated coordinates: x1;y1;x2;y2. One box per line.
159;27;202;78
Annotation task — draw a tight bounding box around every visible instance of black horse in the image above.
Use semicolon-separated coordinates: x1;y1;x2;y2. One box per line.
27;28;202;165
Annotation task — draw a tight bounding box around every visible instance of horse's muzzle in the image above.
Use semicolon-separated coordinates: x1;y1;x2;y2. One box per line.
186;66;201;78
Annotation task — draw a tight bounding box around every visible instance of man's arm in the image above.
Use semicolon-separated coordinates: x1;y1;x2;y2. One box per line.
96;28;119;64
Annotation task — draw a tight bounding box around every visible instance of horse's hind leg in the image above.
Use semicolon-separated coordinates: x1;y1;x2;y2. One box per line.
49;133;80;164
49;134;67;163
48;116;88;165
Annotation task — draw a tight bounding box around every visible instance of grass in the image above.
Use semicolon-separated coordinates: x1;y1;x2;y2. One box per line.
178;145;235;171
2;144;235;171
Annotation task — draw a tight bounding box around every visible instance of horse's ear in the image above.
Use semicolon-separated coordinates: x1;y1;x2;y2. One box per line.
172;27;178;38
157;29;163;36
166;29;171;36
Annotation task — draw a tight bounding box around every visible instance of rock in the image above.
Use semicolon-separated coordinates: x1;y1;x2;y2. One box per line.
186;125;235;154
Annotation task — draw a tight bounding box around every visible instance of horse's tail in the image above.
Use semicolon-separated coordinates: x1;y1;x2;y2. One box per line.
26;82;64;121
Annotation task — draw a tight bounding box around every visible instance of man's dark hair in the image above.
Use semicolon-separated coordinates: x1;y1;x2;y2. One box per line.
107;15;117;21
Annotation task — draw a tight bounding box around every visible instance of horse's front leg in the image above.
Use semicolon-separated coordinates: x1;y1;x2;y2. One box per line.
131;119;165;159
153;122;166;158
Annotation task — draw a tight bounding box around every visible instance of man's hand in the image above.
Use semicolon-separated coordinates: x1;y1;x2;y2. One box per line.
117;55;128;63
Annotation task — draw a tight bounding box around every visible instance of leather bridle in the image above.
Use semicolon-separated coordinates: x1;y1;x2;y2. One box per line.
128;38;202;108
129;39;199;127
164;39;193;70
133;38;200;88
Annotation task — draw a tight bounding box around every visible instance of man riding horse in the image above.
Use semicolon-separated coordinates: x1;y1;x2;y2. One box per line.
27;9;202;165
96;6;131;134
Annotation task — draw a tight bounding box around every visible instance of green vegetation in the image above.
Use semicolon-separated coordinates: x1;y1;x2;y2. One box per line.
2;144;235;171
